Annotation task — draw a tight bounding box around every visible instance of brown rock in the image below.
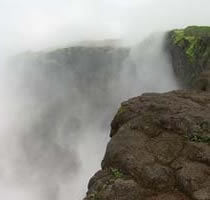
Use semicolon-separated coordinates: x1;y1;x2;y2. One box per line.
84;90;210;200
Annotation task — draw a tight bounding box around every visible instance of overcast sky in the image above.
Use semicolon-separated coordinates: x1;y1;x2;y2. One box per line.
0;0;210;52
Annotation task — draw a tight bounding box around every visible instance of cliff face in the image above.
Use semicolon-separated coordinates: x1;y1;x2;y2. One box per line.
10;46;131;126
168;26;210;89
84;90;210;200
84;27;210;200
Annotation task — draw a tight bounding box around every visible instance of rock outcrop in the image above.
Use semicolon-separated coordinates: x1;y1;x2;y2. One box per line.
84;26;210;200
168;26;210;89
84;90;210;200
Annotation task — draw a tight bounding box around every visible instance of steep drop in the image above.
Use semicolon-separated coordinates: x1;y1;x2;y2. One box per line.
0;35;178;200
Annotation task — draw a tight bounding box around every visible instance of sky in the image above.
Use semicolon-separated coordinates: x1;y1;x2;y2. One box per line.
0;0;210;53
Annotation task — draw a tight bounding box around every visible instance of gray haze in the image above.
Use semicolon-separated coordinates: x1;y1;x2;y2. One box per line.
0;0;209;200
0;34;178;200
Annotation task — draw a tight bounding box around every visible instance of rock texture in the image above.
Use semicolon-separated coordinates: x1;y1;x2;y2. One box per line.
84;26;210;200
84;90;210;200
168;26;210;89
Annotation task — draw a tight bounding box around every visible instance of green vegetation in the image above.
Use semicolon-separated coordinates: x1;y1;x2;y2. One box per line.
184;121;210;143
185;134;210;143
172;29;185;44
171;26;210;64
185;36;200;63
184;26;210;37
110;168;124;178
172;26;210;43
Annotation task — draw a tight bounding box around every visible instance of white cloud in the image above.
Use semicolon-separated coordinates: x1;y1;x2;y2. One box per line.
0;0;210;52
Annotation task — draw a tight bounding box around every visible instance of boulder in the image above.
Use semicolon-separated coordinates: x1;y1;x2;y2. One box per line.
84;90;210;200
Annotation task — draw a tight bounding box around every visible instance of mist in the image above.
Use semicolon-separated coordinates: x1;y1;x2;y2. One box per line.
0;0;209;199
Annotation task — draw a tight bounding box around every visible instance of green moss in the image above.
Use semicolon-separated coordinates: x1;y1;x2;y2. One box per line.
184;26;210;37
110;168;123;178
171;26;210;64
185;36;200;63
172;30;185;44
185;134;210;143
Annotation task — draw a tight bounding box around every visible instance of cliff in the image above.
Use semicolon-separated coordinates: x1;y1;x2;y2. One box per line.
10;45;131;126
84;26;210;200
168;26;210;89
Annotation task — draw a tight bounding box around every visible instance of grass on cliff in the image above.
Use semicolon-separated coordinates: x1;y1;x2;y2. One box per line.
184;26;210;37
171;26;210;64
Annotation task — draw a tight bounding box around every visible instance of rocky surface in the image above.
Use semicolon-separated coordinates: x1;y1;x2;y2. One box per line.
84;90;210;200
168;26;210;89
84;26;210;200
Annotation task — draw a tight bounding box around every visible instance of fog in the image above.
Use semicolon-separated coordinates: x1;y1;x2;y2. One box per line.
0;0;209;199
1;0;210;52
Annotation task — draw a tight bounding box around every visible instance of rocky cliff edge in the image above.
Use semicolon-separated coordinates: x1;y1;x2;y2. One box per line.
84;26;210;200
